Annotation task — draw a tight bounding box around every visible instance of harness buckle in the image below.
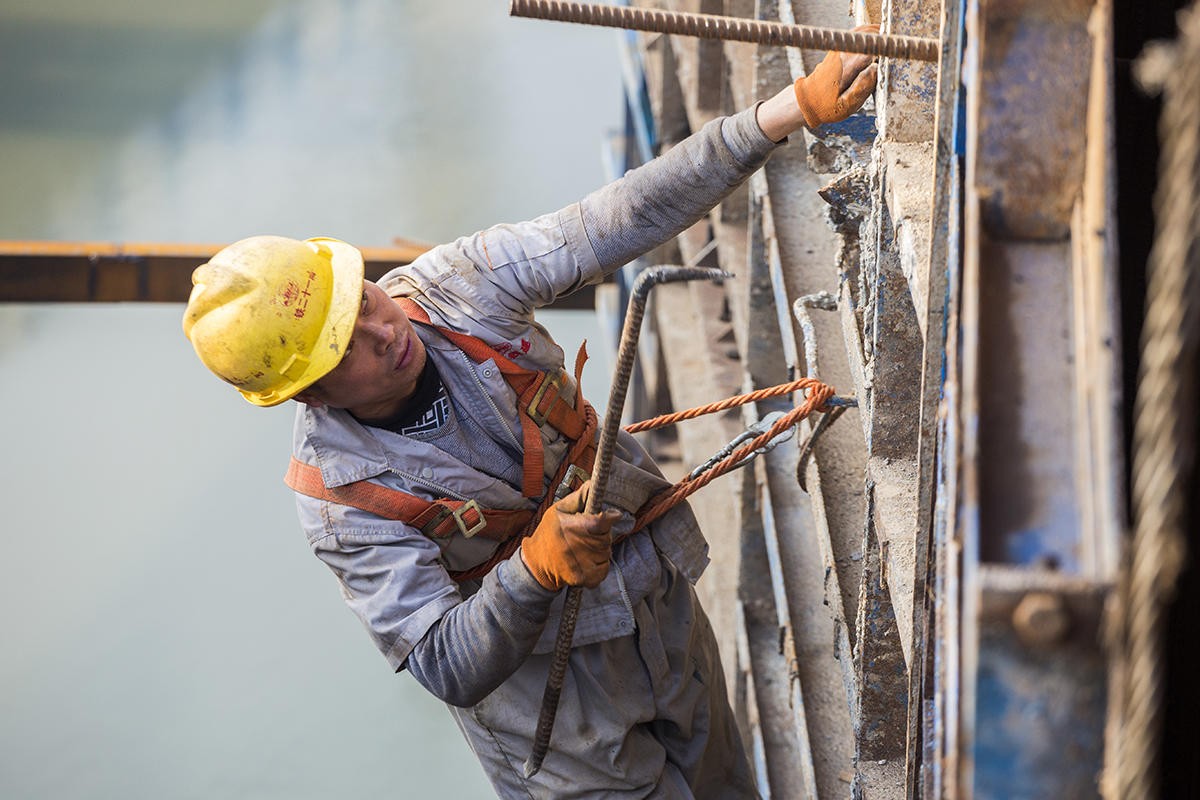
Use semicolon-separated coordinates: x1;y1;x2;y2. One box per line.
527;373;563;427
554;463;591;501
452;499;488;538
421;499;487;539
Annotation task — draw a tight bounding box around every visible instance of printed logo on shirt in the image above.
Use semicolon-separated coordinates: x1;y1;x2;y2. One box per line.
493;339;532;360
399;390;451;436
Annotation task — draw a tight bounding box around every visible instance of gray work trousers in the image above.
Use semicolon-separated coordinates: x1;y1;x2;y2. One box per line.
449;554;759;799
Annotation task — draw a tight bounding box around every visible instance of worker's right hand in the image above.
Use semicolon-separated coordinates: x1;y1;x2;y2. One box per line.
792;24;881;129
520;482;620;591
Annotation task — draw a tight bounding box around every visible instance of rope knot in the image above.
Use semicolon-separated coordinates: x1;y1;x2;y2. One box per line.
808;381;837;413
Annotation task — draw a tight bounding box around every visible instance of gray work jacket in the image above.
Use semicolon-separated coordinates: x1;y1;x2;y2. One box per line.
290;107;780;677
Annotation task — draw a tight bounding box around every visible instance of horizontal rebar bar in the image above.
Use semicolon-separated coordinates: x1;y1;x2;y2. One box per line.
510;0;940;63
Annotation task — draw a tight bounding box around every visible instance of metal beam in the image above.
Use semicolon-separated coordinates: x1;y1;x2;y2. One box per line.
0;240;602;309
957;0;1118;795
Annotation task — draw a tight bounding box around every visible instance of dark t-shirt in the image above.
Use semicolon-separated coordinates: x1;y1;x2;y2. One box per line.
356;358;449;436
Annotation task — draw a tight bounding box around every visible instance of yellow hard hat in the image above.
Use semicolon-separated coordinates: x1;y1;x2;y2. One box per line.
182;235;364;406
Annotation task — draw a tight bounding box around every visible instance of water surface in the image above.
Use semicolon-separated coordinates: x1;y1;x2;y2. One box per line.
1;2;619;796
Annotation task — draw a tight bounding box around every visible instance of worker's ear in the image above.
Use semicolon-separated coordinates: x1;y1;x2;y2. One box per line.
294;391;326;409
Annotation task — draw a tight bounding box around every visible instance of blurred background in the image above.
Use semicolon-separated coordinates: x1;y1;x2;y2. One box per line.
0;0;620;796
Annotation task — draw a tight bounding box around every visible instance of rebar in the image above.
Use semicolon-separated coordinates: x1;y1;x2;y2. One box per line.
509;0;940;62
523;265;729;779
792;291;838;381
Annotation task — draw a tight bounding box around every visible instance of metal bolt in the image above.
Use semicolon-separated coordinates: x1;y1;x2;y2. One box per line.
1012;592;1072;647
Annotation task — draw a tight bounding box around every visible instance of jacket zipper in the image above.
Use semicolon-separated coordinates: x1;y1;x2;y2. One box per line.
391;468;470;501
612;559;636;622
460;351;523;451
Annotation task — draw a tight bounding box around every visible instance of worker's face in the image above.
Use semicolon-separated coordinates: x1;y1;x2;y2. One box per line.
296;281;427;421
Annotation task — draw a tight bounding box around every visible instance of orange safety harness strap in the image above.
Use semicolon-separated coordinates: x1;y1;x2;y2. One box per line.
284;458;533;542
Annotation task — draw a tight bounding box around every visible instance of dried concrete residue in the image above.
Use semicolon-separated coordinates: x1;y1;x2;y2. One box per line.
818;163;873;372
819;164;873;235
882;140;936;335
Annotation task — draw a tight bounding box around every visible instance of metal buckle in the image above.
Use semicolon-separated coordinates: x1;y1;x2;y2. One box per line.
554;463;591;500
452;499;487;538
687;411;795;480
526;373;562;427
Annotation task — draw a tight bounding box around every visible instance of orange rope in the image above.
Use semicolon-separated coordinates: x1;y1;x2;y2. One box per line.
621;379;837;534
624;377;833;434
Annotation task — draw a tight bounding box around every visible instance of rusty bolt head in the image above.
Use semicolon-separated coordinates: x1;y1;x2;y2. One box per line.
1012;592;1072;647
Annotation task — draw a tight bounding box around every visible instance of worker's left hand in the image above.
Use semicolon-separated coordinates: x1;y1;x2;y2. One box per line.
520;481;620;592
792;24;881;129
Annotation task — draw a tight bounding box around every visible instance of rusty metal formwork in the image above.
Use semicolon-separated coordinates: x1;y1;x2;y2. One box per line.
617;0;1121;797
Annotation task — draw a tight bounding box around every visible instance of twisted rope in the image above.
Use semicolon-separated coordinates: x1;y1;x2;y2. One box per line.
1108;7;1200;797
624;376;833;433
628;379;836;530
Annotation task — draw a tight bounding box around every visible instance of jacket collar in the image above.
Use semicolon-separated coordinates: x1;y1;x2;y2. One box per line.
294;325;465;490
299;405;390;488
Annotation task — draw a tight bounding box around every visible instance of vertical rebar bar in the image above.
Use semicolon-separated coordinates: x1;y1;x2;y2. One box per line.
523;265;730;778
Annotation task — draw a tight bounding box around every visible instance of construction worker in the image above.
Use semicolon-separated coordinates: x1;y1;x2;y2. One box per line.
183;39;876;800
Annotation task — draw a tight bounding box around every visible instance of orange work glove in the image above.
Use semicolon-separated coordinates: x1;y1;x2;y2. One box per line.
792;24;881;129
520;482;620;592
